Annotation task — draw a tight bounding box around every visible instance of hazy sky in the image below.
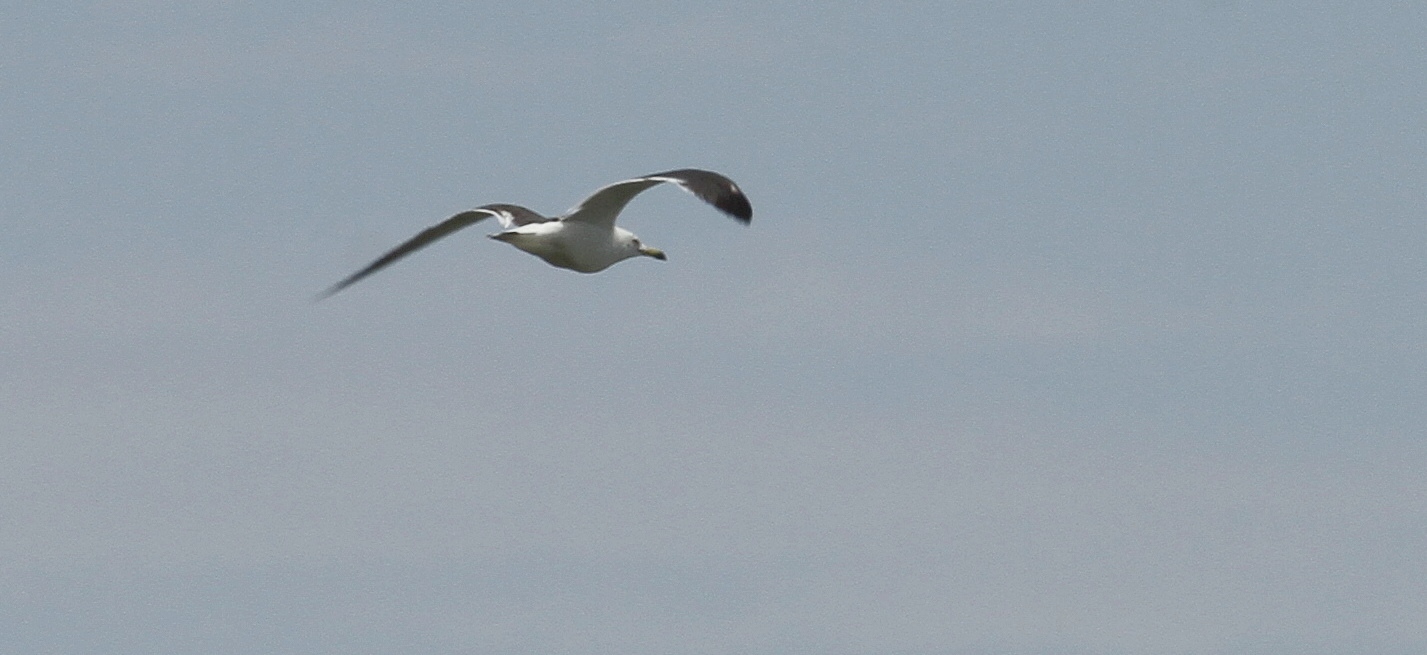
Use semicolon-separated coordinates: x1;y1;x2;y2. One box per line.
3;2;1425;654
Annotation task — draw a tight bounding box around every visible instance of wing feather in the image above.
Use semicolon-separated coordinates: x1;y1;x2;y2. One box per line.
317;205;544;299
562;169;752;228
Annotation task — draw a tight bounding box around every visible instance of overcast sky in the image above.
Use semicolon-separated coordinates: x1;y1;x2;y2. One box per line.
3;2;1425;654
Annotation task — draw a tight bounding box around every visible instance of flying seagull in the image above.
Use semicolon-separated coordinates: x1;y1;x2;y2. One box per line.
319;168;752;299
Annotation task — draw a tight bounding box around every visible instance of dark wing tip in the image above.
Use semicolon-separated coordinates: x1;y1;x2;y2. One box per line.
647;168;753;224
313;281;351;302
312;256;392;302
719;189;753;224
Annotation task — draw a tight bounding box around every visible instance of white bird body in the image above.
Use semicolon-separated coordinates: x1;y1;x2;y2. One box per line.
490;222;647;273
319;168;752;298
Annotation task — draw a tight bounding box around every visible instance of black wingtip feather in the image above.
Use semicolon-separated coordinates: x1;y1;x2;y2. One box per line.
719;190;753;224
647;168;753;224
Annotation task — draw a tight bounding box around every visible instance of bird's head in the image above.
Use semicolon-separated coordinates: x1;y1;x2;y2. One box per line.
618;228;666;261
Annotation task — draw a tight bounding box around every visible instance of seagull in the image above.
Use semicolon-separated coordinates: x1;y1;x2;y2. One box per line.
318;168;752;299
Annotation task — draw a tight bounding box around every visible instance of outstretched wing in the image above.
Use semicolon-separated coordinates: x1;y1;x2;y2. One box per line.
561;169;752;229
317;204;547;299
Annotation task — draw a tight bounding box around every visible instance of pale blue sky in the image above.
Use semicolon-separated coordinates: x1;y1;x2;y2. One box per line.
3;2;1425;654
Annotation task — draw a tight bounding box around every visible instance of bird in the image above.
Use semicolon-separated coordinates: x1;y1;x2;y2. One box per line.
318;168;752;299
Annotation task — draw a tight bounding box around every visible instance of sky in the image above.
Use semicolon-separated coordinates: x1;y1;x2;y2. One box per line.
2;1;1425;653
